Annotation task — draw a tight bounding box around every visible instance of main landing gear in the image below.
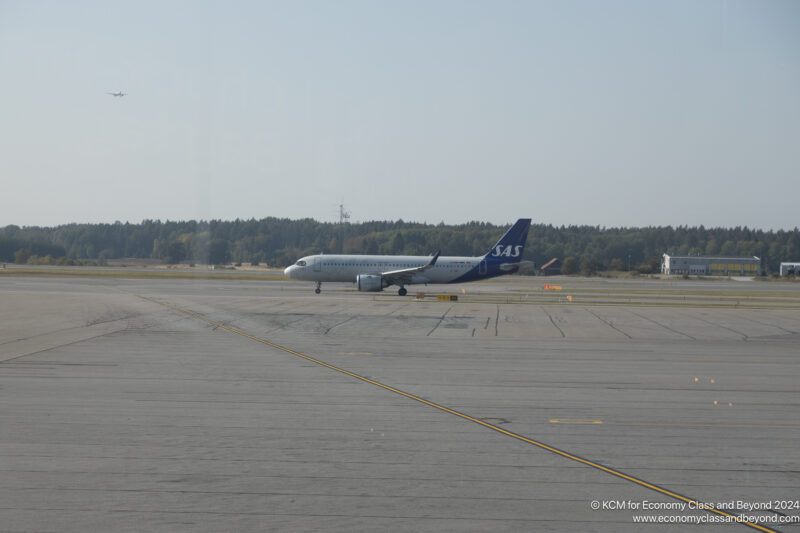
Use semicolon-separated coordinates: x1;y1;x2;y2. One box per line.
314;282;321;294
398;287;407;296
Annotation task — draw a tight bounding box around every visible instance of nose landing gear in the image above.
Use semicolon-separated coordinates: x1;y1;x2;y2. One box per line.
314;282;322;294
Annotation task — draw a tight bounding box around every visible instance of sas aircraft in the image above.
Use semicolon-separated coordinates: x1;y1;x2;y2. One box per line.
284;218;531;295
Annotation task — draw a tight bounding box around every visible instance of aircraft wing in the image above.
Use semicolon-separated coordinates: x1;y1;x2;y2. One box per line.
381;251;440;285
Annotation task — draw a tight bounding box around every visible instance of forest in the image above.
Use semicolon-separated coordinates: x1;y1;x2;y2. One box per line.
1;218;798;275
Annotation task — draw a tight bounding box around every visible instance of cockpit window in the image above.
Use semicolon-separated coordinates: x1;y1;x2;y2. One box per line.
296;260;307;267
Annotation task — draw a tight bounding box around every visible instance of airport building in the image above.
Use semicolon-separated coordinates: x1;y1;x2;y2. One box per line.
780;262;800;276
661;254;761;276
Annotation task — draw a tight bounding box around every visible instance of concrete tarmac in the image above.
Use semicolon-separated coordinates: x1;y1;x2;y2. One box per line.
1;275;799;531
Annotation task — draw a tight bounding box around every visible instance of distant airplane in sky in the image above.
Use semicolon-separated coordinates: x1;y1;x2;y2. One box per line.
284;218;532;295
107;91;126;97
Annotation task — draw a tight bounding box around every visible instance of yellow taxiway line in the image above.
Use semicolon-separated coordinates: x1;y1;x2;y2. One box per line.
549;419;604;424
139;294;778;532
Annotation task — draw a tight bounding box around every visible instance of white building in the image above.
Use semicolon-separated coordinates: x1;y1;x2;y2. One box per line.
780;262;800;276
661;254;761;276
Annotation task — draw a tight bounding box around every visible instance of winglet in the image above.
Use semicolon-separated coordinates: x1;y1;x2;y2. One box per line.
427;250;440;267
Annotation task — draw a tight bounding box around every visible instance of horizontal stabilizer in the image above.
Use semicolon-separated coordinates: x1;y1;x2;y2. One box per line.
499;260;534;271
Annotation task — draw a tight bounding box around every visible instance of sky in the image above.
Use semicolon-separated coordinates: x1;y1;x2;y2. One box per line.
1;0;798;229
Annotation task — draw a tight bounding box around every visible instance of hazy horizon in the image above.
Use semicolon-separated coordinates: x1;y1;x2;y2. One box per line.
3;215;798;233
2;1;798;230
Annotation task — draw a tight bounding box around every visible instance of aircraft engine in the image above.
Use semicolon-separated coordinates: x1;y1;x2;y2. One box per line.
356;274;384;292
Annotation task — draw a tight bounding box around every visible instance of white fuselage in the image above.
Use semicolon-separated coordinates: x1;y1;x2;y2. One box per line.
284;254;484;285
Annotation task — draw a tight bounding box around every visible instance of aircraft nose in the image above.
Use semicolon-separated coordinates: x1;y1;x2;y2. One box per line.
283;265;295;278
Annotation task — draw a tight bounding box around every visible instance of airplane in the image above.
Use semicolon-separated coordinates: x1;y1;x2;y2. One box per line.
107;91;126;97
284;218;532;295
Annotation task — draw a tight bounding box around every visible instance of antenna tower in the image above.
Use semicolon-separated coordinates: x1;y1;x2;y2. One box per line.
338;203;350;253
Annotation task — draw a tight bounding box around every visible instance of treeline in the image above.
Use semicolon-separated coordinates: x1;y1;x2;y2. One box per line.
1;218;799;274
0;237;66;263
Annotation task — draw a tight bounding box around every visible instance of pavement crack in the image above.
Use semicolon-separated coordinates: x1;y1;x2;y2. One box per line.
541;307;565;338
628;310;695;340
426;305;453;336
742;316;796;335
693;314;748;341
323;316;355;335
585;308;632;339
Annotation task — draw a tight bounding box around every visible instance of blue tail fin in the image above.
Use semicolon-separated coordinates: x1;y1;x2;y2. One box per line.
484;219;531;260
